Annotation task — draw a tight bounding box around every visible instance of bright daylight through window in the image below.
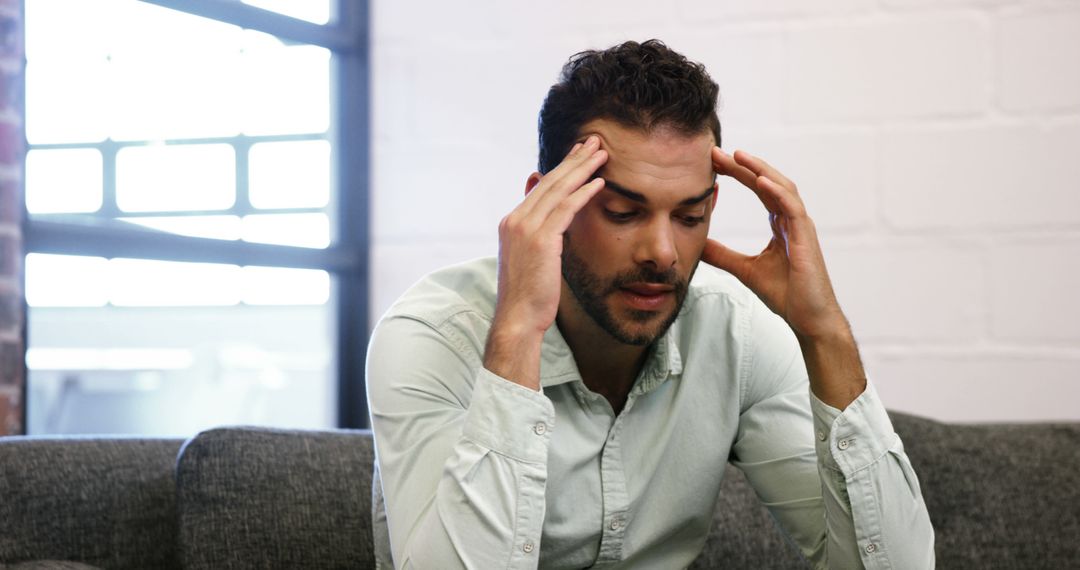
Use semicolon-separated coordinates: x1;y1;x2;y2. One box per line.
23;0;347;436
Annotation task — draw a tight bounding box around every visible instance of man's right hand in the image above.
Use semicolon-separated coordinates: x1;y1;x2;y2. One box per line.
483;135;608;390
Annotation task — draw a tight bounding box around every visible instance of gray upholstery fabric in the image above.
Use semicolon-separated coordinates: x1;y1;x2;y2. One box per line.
176;426;376;569
690;465;808;569
5;413;1078;569
693;411;1080;569
0;436;182;570
892;413;1080;569
0;562;103;569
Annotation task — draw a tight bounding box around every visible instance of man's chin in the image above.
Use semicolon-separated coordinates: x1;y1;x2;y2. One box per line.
606;306;677;346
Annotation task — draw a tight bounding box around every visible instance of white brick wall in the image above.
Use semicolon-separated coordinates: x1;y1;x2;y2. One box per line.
370;0;1080;422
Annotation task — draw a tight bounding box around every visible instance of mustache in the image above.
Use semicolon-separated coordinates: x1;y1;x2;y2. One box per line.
607;267;683;292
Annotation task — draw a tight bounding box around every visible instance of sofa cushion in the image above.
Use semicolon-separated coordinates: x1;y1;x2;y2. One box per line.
0;436;182;570
176;426;376;569
892;412;1080;568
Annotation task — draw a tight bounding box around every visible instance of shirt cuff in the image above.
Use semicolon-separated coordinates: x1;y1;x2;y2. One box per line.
461;367;556;464
810;380;898;475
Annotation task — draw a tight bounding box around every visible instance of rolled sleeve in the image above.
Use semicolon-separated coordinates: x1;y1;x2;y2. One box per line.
811;381;935;569
811;382;897;475
463;368;555;464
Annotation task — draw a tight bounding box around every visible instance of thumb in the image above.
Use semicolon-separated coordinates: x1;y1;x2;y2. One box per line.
702;239;751;281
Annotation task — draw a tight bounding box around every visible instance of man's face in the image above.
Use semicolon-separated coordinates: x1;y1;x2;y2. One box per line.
560;119;717;346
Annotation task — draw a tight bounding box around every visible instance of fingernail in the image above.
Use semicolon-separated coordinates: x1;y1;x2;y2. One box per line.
586;135;598;146
572;142;583;152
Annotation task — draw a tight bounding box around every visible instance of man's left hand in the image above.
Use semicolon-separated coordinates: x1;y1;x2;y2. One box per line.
704;148;865;408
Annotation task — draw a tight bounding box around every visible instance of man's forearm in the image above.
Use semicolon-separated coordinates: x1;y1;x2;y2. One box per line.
797;320;867;410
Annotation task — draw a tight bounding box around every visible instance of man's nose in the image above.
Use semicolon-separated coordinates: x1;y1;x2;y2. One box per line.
634;217;678;270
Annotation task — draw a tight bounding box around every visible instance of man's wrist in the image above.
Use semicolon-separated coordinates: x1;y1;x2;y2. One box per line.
483;319;546;391
797;320;867;410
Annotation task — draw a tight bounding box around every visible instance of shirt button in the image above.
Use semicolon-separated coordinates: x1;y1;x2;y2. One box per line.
533;422;547;436
816;430;826;441
609;518;621;531
865;543;877;554
523;541;535;553
838;439;850;451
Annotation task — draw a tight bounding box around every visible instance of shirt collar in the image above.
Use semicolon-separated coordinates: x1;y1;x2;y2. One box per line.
539;319;685;391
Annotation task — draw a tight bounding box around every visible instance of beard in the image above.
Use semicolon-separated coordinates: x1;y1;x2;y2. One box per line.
561;236;695;346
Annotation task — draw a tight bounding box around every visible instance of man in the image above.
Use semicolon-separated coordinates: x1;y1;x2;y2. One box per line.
368;40;934;569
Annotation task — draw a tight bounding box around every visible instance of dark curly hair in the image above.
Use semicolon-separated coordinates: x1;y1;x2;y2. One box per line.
537;39;721;174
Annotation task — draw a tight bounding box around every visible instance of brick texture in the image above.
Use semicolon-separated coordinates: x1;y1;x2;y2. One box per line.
0;0;21;436
367;1;1080;422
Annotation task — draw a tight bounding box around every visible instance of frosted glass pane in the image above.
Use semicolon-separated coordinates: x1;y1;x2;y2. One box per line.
25;149;103;214
109;1;242;58
119;216;242;241
107;3;243;141
240;37;330;135
249;140;331;209
109;259;241;306
117;144;235;212
25;0;115;60
26;254;110;307
27;303;336;435
242;0;331;24
242;213;330;248
27;348;194;371
25;61;110;144
109;53;242;140
241;267;330;305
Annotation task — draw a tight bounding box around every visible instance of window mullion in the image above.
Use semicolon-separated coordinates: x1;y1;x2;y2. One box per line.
137;0;359;52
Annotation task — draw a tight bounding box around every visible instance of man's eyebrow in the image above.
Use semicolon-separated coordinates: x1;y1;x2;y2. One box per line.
602;179;715;206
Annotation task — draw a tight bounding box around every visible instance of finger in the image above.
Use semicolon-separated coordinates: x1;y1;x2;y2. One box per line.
755;175;806;220
539;176;606;234
712;147;781;213
529;144;608;219
519;139;591;213
520;136;604;216
732;150;797;192
701;239;753;282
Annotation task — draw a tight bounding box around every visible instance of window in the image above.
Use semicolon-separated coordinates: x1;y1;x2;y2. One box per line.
23;0;370;435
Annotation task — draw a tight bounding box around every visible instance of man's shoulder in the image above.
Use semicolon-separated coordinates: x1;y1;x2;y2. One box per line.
379;256;498;329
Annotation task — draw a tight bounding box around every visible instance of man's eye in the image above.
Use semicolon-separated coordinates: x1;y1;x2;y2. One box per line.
605;209;637;222
679;215;706;227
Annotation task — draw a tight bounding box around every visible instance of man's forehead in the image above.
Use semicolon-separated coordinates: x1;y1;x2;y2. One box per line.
578;119;716;202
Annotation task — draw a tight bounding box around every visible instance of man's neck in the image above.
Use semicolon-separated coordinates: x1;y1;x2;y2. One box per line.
556;300;650;415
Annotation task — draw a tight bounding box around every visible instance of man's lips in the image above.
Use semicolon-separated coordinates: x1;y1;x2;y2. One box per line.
622;283;674;295
618;283;674;311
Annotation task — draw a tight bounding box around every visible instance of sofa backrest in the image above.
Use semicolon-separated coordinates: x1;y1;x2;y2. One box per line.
175;426;808;569
176;414;1080;569
0;436;183;569
891;412;1080;569
175;426;376;569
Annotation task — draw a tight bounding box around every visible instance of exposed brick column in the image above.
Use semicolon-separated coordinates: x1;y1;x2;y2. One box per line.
0;0;23;436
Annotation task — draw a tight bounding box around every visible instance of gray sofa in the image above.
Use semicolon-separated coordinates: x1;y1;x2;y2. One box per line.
1;412;1078;569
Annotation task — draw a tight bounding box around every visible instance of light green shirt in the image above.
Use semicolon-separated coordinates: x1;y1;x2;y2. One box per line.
368;257;934;569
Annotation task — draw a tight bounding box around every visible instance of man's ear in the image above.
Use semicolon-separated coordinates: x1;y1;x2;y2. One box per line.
525;172;542;196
